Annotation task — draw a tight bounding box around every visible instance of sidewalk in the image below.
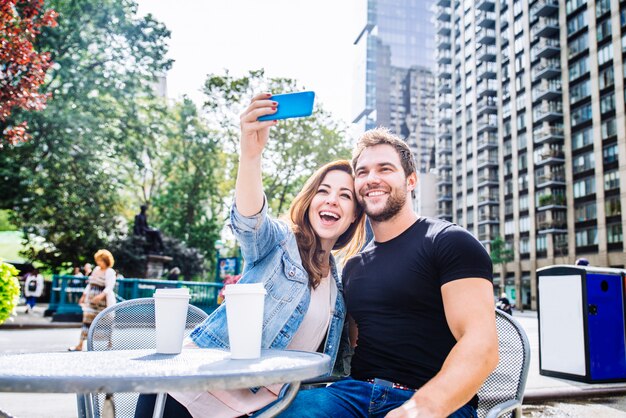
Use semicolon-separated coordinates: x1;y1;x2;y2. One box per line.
3;305;626;404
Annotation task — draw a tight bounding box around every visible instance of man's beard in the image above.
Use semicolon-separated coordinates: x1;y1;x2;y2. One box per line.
362;185;407;222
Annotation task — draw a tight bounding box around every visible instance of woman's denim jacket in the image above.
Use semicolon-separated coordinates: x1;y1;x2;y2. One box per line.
190;198;348;376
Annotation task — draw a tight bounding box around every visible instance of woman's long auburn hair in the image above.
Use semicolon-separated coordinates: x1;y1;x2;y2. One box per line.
289;160;366;288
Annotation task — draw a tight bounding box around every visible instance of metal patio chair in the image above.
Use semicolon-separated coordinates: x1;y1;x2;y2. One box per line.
76;297;208;418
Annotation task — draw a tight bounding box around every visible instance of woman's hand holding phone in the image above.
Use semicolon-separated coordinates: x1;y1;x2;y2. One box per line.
239;93;277;160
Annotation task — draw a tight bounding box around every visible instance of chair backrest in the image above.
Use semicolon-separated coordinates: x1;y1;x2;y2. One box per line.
83;298;208;418
476;309;530;418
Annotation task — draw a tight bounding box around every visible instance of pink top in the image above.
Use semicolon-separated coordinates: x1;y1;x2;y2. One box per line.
170;274;336;418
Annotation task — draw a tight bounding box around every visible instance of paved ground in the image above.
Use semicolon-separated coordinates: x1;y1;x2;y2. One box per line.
2;305;626;417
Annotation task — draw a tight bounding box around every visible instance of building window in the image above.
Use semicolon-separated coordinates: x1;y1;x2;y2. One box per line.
568;32;588;58
571;103;592;126
505;219;515;235
518;173;528;191
596;0;611;16
598;43;614;65
575;201;596;222
597;19;612;42
567;10;588;36
599;66;614;90
536;235;547;252
572;151;594;174
519;194;529;211
518;132;527;150
600;92;615;113
574;176;596;198
519;215;530;233
569;56;589;81
570;79;591;104
572;126;593;149
607;223;623;243
566;0;586;14
520;237;530;254
602;118;617;139
606;196;621;216
603;143;618;164
576;226;598;247
604;169;620;190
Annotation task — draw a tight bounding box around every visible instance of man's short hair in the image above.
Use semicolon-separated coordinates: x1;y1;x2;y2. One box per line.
352;127;417;177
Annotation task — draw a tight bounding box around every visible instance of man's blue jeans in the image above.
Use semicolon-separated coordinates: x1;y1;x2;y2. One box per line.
274;378;477;418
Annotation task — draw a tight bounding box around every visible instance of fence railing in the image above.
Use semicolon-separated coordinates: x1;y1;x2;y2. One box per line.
49;275;223;317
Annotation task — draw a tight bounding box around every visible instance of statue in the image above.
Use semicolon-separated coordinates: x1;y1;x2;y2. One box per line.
133;204;164;254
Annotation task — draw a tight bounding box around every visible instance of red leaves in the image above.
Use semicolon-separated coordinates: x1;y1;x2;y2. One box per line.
0;0;57;148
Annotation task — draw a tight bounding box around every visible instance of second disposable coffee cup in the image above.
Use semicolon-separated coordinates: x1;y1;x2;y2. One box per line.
153;288;190;354
223;283;266;359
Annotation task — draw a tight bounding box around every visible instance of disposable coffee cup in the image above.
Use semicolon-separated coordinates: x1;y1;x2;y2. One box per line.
153;288;190;354
223;283;266;359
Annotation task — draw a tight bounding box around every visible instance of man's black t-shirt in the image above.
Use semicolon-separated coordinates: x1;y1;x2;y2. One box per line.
343;217;493;407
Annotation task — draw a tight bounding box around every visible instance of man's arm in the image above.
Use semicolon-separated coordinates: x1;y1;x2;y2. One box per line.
386;278;498;418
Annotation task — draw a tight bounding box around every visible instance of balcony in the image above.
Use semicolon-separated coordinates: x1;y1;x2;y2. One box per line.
438;64;452;79
477;175;499;187
477;62;498;79
477;156;499;168
533;125;564;144
438;81;451;94
537;220;567;233
437;193;453;202
437;7;452;22
477;0;495;11
477;132;499;150
531;17;559;38
436;51;452;65
532;59;561;80
535;173;566;188
437;173;452;185
531;38;560;60
535;148;565;165
532;82;562;102
477;28;496;45
477;45;497;62
478;194;500;205
439;110;452;123
476;11;496;28
477;97;498;116
438;127;452;139
477;79;498;97
537;194;566;210
436;0;451;6
437;21;451;35
478;214;500;225
439;157;452;169
477;114;498;133
533;102;563;123
531;0;559;17
437;35;451;49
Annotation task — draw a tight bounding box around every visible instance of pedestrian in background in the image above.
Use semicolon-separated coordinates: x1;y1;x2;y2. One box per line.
69;249;117;351
23;269;44;314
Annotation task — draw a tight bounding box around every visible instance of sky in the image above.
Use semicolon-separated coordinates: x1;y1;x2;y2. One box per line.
135;0;363;125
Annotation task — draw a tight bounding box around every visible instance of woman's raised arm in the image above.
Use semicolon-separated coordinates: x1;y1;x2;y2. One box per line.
235;93;278;216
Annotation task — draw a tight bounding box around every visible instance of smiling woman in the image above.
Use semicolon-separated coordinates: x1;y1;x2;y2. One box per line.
134;93;367;418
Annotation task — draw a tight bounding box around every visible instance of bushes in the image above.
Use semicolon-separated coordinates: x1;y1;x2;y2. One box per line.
0;261;20;324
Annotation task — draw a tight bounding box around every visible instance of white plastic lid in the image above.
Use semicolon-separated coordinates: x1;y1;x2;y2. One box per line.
153;288;190;298
223;283;267;296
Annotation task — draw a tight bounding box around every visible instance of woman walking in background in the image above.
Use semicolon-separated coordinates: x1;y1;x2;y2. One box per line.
69;249;117;351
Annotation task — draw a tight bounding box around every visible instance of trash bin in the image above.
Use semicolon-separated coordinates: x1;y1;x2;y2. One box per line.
537;265;626;382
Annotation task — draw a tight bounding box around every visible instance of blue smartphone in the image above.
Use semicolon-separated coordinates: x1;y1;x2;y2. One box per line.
258;91;315;121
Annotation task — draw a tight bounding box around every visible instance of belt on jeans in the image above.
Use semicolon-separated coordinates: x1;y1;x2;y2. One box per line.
364;378;416;391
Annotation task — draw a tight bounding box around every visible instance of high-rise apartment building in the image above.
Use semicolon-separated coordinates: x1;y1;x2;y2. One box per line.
353;0;438;214
435;0;626;309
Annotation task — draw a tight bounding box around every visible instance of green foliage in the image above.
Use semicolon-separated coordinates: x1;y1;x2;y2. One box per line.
203;70;352;216
0;0;172;270
0;261;20;325
0;210;17;231
490;236;513;265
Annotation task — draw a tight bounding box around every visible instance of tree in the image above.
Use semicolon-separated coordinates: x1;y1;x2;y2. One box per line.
490;236;514;305
203;70;353;216
0;0;58;147
149;98;227;275
0;0;172;269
